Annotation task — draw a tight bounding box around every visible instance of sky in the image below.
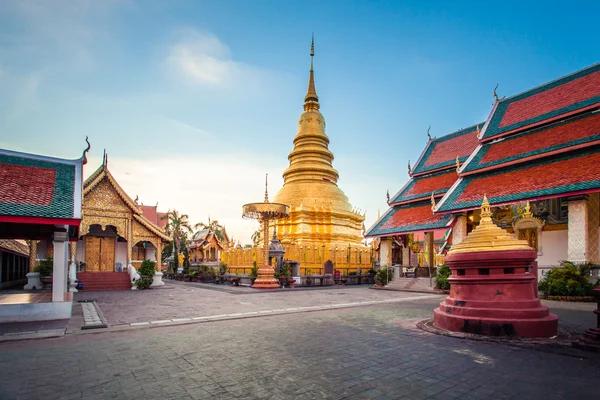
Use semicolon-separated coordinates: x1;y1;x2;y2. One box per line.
1;0;599;244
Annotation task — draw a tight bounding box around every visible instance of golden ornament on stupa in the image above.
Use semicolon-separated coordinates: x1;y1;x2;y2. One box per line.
272;36;365;247
449;195;533;254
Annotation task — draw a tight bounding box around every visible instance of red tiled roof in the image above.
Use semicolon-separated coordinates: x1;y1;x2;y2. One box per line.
412;124;482;176
0;239;29;257
437;148;600;212
142;205;158;225
381;204;442;230
0;164;56;206
482;63;600;140
424;129;479;167
406;171;458;197
391;170;458;204
500;71;600;128
367;202;454;237
461;111;600;173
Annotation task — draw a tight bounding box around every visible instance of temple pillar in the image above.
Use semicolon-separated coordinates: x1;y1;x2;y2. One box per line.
568;194;599;263
379;237;392;267
402;244;410;267
424;232;434;267
24;240;42;290
52;229;69;302
151;241;165;288
68;242;78;292
452;213;468;246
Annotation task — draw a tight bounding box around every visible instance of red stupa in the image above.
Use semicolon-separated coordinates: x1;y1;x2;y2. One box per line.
434;196;558;338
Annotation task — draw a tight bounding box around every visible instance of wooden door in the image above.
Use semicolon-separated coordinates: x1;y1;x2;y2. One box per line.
100;237;116;272
85;236;116;272
85;236;101;272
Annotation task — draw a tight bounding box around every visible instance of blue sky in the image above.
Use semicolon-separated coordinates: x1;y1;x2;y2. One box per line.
1;0;599;242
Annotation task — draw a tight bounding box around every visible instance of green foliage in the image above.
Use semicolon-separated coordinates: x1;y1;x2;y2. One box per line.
374;267;390;285
538;260;596;297
138;260;156;277
36;258;53;277
134;277;152;290
219;262;228;275
250;261;259;279
435;264;451;290
277;263;291;279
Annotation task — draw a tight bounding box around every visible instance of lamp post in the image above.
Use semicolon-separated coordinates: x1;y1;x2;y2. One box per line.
242;174;290;289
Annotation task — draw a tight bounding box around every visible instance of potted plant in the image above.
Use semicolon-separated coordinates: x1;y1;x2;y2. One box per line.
305;268;313;286
38;258;53;286
138;259;155;287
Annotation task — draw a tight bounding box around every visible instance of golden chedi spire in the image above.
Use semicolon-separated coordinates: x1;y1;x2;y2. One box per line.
273;36;364;246
449;195;532;254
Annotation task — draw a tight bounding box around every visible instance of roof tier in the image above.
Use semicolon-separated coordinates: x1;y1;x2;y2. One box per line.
411;124;481;176
482;63;600;141
437;146;600;212
367;201;454;237
0;149;82;224
391;169;458;205
463;110;600;174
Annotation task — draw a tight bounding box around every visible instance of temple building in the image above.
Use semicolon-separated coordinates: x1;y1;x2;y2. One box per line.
368;62;600;280
367;124;481;276
272;38;365;248
65;156;170;290
188;228;231;267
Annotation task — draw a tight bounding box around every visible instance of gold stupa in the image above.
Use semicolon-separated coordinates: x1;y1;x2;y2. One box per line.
272;37;365;246
449;195;533;254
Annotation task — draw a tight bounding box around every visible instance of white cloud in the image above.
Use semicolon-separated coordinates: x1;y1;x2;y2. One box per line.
85;154;287;245
165;29;261;87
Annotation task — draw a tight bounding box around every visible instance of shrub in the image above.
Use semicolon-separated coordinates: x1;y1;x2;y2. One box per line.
374;267;390;285
134;277;152;290
277;263;291;279
435;264;451;290
250;261;259;279
219;262;228;275
138;260;156;277
36;258;53;277
539;261;595;297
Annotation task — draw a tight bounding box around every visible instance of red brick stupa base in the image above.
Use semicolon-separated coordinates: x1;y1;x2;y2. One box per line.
434;250;558;338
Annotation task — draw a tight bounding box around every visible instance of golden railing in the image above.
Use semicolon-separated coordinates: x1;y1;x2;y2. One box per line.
222;244;373;275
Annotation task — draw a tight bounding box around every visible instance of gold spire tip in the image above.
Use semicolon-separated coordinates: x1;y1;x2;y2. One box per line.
264;173;269;203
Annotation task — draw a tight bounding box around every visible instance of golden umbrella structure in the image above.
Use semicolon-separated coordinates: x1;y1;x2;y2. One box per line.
243;174;290;289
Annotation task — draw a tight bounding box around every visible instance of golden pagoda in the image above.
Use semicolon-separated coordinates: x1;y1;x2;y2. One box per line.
272;37;365;247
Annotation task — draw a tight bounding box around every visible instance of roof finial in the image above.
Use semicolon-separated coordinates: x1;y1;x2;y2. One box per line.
408;160;411;175
264;173;269;203
304;34;319;111
82;136;91;165
102;149;108;168
431;192;436;212
455;155;460;173
386;190;390;204
427;125;432;141
493;83;499;103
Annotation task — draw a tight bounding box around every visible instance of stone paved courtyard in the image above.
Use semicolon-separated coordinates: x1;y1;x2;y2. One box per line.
0;284;599;399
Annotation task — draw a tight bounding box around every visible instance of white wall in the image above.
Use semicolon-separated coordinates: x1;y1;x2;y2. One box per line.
116;242;127;270
145;246;156;261
76;239;84;263
537;230;568;279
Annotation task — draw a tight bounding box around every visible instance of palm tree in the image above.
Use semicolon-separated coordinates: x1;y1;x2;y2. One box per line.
161;210;193;270
195;217;225;241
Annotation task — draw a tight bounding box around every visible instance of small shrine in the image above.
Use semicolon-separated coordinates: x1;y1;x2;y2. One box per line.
433;196;558;338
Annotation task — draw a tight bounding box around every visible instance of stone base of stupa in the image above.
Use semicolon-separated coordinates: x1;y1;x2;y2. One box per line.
252;265;280;289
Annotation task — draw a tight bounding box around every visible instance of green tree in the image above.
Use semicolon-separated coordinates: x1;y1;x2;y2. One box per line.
161;210;193;270
251;230;261;246
195;217;225;241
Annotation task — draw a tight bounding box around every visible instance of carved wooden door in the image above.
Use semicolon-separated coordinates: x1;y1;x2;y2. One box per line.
85;236;116;272
85;236;101;272
100;237;116;272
